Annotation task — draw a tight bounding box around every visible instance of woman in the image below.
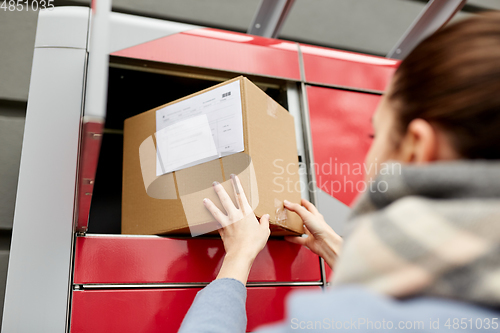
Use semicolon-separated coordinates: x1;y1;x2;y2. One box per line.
179;12;500;332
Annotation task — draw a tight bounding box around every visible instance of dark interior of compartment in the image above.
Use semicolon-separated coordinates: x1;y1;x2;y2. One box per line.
88;66;287;234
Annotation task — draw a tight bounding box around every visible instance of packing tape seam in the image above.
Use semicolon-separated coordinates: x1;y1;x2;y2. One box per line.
219;158;227;182
274;198;288;227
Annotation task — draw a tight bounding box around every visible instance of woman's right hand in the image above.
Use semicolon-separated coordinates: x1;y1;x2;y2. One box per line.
284;199;343;270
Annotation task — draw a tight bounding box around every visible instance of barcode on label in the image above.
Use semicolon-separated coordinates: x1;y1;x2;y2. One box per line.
222;91;231;98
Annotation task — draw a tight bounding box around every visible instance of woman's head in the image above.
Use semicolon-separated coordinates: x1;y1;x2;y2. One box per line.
365;12;500;180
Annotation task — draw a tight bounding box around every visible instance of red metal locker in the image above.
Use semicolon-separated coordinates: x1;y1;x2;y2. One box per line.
71;288;198;333
70;286;320;332
74;236;321;284
307;86;382;206
246;286;321;331
325;264;333;282
300;44;398;92
112;28;301;80
71;17;395;333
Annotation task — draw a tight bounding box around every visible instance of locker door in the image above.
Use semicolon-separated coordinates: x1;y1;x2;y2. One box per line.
247;286;322;331
70;11;323;332
307;86;382;235
74;235;321;284
111;28;301;81
70;286;321;333
300;44;398;92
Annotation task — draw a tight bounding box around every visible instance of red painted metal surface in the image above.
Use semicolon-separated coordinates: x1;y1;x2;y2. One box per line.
300;44;399;92
74;236;321;284
246;286;321;331
70;286;320;333
76;121;104;233
70;288;198;333
325;264;333;282
307;86;381;206
111;28;301;80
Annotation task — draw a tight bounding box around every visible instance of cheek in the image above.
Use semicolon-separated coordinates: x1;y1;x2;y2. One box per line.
364;141;380;182
364;137;394;181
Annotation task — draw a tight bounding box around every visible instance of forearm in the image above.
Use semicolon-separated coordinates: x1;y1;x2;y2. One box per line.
318;230;343;270
216;252;253;285
179;278;247;333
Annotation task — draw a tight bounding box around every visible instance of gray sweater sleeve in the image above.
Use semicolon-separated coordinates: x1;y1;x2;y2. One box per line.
179;281;500;333
178;278;247;333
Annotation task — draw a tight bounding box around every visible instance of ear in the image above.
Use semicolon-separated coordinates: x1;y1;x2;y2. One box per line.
398;119;437;163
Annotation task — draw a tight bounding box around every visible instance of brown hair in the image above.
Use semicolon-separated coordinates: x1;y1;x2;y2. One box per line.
389;11;500;159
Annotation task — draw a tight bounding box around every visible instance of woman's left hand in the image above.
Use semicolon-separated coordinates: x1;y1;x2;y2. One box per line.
203;174;270;285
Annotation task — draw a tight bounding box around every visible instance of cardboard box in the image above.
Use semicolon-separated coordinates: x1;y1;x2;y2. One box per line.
122;76;304;236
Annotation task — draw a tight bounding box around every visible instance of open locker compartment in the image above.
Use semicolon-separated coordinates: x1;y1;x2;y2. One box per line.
73;57;322;286
86;57;292;235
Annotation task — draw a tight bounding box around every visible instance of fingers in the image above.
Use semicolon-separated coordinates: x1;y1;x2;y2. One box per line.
212;181;237;216
285;225;313;248
230;174;252;212
283;200;314;222
284;235;307;246
259;213;270;230
203;198;229;226
301;198;320;216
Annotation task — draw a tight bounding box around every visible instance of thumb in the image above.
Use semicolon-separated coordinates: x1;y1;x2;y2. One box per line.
259;214;270;229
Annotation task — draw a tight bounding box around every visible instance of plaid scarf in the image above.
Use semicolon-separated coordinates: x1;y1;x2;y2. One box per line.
332;161;500;308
